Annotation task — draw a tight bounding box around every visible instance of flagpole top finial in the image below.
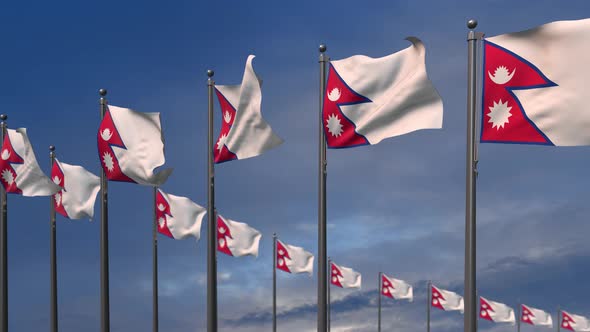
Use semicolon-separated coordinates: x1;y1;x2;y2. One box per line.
49;145;55;152
467;19;478;30
207;70;214;78
319;44;327;53
0;115;6;121
99;89;107;96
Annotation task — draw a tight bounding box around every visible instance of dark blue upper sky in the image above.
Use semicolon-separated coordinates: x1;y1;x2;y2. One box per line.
1;0;590;331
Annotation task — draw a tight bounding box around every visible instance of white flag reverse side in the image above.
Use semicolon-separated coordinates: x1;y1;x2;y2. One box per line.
381;273;413;301
562;310;590;331
0;128;60;197
217;215;262;257
330;262;361;289
51;159;100;220
155;189;206;241
480;297;515;325
276;239;314;275
521;304;553;327
431;285;464;313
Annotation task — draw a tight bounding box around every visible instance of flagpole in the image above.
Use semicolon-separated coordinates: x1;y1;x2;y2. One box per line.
99;88;110;332
49;146;58;332
327;257;331;332
0;114;7;332
317;43;328;332
464;19;480;332
377;272;381;332
206;69;218;332
516;303;520;332
427;281;431;332
272;233;277;332
153;187;158;332
556;308;560;332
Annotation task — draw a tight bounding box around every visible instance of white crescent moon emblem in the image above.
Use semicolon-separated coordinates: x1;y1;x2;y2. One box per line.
101;129;113;141
328;88;341;102
488;67;516;85
1;149;9;161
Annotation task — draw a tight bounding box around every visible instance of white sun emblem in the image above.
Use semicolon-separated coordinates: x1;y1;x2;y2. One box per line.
326;114;343;137
101;128;113;141
54;193;62;207
488;99;513;130
383;288;389;293
52;176;61;185
1;169;13;185
158;217;166;228
102;152;115;172
216;133;228;152
1;149;9;161
327;88;341;102
223;111;232;124
488;66;516;85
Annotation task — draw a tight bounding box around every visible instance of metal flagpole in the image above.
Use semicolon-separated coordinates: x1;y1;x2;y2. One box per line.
516;303;520;332
327;257;331;332
317;43;328;332
427;281;431;332
99;89;110;332
272;233;277;332
153;187;158;332
0;114;7;332
377;272;381;332
49;146;58;332
556;308;560;332
206;69;218;332
464;19;480;332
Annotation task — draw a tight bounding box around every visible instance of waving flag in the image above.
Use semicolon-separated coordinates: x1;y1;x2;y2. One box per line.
51;159;100;219
98;105;172;186
381;273;412;301
0;128;60;196
479;297;515;324
155;189;206;240
521;304;553;327
276;240;314;275
431;285;464;313
330;262;361;289
214;55;283;163
216;215;262;257
322;37;443;148
562;311;590;331
481;19;590;146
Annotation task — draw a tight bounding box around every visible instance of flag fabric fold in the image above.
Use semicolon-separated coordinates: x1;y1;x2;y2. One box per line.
330;262;361;289
214;55;283;163
381;273;412;301
0;128;60;197
98;105;172;186
521;304;553;327
217;215;262;257
431;285;464;313
155;189;206;240
481;18;590;146
562;311;590;331
479;297;515;324
322;37;443;148
276;239;314;275
51;159;100;219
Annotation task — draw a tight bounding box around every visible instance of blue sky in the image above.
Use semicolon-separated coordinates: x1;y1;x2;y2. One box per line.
2;0;590;331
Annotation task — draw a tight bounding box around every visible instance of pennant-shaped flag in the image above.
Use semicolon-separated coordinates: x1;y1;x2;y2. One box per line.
216;215;262;257
51;159;100;219
431;285;464;313
562;311;590;331
381;273;412;301
479;297;515;325
330;262;361;289
214;55;283;163
98;105;172;186
155;189;206;240
0;128;60;196
481;19;590;146
276;239;314;275
323;37;443;148
521;304;553;327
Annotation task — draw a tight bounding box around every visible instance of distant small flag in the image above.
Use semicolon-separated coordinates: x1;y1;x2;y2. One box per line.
98;105;172;186
479;296;515;325
381;273;412;301
323;37;443;148
330;262;361;289
521;304;553;327
214;55;283;163
155;189;206;240
217;215;262;257
561;310;590;331
51;159;100;219
431;285;464;313
276;240;314;275
0;128;60;196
